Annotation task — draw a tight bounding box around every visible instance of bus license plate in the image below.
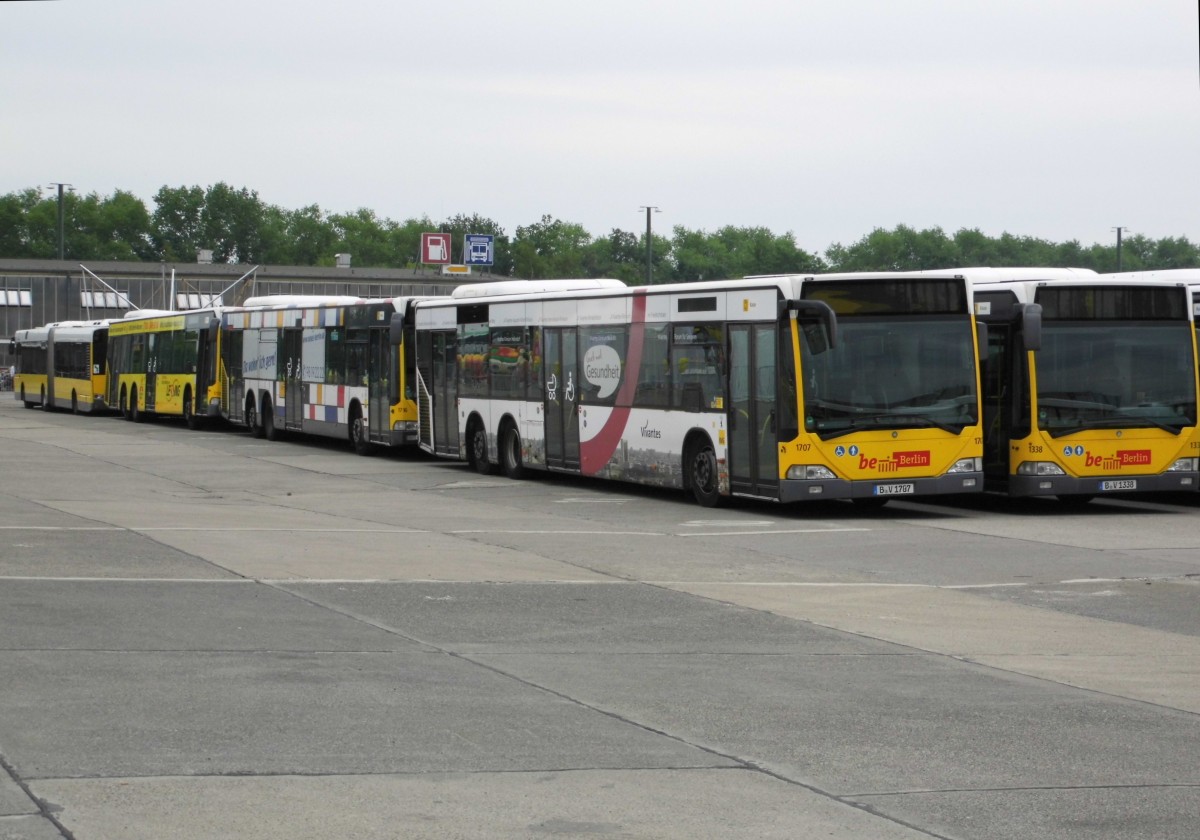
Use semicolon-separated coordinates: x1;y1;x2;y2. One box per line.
1100;480;1137;492
875;483;915;496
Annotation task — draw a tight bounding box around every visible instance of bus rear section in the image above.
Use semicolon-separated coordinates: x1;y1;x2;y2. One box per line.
221;296;424;452
11;326;50;409
43;320;112;413
772;272;985;505
976;277;1198;501
106;309;222;427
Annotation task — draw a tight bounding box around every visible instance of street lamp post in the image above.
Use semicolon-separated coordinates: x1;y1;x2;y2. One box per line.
47;182;73;260
638;206;660;284
1113;226;1126;272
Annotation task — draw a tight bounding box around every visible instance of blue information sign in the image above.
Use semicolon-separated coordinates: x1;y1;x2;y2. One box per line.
464;233;494;266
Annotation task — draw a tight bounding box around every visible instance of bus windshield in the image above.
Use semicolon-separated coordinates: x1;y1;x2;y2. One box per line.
1035;321;1197;437
800;316;979;439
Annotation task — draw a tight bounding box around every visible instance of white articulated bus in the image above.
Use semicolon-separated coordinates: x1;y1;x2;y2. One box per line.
411;273;985;506
220;295;431;452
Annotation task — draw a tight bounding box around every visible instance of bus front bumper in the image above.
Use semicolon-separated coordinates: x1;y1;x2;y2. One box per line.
1007;471;1199;497
778;472;985;503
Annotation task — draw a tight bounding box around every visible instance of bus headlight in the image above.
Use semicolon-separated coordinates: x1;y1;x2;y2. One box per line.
946;457;982;474
786;465;837;480
1016;461;1066;476
1166;457;1198;472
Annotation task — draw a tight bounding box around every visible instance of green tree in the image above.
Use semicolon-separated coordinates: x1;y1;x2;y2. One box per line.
825;225;958;271
73;190;154;261
284;204;338;266
0;189;42;257
151;185;205;261
329;208;394;268
511;215;591;278
201;183;266;263
584;228;648;285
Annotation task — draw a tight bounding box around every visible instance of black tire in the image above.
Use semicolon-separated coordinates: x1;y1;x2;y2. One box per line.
130;386;143;423
71;391;78;415
686;438;722;507
183;387;200;430
501;423;525;480
246;397;262;437
262;398;280;441
39;387;47;410
469;420;493;475
350;406;372;455
120;386;130;420
21;385;33;409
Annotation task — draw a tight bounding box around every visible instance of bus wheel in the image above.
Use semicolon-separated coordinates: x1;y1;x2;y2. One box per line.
246;397;262;437
130;387;143;423
21;385;33;409
40;386;47;410
468;420;493;475
262;398;280;441
349;406;372;456
686;438;722;508
71;391;78;414
120;386;130;420
501;422;525;480
183;387;200;430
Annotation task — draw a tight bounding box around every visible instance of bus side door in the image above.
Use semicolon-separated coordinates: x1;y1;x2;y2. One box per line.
544;327;580;470
369;326;390;442
282;326;304;429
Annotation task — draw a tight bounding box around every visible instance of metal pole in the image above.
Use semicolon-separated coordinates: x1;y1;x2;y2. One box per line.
1115;226;1124;271
639;206;659;284
56;184;65;260
48;182;73;260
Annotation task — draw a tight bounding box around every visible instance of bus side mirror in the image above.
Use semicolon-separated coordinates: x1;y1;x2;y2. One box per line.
975;320;988;362
787;299;838;354
389;312;405;346
1018;303;1042;352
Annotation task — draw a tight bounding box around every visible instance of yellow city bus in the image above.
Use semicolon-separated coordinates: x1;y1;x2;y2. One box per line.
412;273;985;507
220;295;430;452
972;270;1198;502
106;308;223;427
11;319;112;413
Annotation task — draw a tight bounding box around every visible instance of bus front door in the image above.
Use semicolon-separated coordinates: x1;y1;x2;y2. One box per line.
982;324;1015;488
728;323;779;497
544;327;580;470
424;330;459;456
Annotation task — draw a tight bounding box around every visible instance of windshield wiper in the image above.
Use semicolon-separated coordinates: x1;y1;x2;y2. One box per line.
874;413;965;435
1047;417;1187;438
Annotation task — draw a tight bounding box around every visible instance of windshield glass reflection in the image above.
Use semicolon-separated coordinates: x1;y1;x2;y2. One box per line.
800;317;979;439
1035;322;1197;437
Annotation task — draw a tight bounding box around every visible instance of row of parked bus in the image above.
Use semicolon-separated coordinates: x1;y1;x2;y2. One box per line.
10;268;1200;507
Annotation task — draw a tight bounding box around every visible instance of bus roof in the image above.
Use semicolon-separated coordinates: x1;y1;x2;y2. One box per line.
451;279;626;299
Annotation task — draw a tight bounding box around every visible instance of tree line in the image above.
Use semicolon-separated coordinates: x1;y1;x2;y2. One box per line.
2;183;1196;283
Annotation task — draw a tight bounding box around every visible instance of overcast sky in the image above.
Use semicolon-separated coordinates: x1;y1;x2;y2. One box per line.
2;1;1197;255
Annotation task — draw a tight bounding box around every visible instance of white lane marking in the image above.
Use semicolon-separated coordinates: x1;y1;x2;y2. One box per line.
677;528;871;537
449;529;662;536
680;520;775;527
